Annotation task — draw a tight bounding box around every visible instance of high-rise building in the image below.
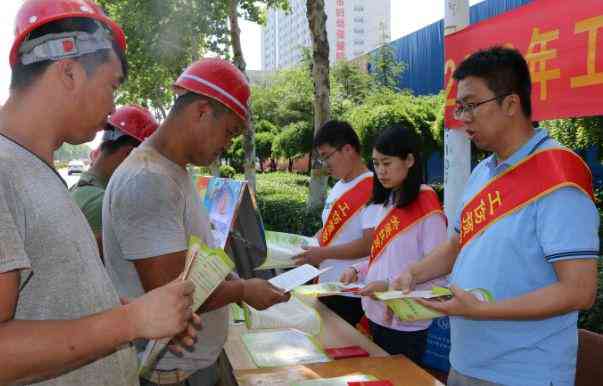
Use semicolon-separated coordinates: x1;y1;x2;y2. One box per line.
262;0;391;71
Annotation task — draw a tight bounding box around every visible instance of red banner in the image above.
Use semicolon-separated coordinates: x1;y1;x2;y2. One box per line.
444;0;603;128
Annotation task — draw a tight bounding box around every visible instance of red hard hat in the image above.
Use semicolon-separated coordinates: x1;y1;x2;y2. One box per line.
107;105;159;142
173;58;251;123
10;0;126;67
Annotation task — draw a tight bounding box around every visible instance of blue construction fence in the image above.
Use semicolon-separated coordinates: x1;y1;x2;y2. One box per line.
366;0;603;187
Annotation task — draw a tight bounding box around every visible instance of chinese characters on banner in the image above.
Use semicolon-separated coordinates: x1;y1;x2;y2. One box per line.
444;0;603;128
336;0;346;60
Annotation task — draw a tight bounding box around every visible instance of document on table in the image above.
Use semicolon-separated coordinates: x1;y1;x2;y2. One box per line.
241;328;330;367
139;236;235;375
244;295;321;336
268;264;332;293
291;374;378;386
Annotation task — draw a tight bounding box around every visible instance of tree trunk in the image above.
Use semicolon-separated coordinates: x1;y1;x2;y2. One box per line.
229;0;256;193
306;0;330;211
307;151;312;174
210;162;220;177
155;103;167;121
288;159;293;172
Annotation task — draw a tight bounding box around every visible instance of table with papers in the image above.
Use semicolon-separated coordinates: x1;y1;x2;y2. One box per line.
220;295;444;386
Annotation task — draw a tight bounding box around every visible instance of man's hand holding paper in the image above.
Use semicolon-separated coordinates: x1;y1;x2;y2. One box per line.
241;278;290;310
293;245;327;267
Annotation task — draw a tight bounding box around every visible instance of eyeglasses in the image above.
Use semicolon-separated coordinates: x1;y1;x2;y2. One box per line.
453;93;511;119
317;147;340;166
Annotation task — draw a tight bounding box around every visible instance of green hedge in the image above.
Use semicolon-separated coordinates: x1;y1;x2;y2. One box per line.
239;172;322;236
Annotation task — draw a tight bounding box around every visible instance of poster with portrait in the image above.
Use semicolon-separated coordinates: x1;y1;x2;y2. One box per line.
202;177;244;248
194;175;269;278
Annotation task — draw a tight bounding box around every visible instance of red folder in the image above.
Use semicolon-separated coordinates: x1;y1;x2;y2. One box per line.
348;381;394;386
324;345;370;359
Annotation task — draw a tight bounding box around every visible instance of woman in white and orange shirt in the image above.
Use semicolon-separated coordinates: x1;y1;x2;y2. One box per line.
340;125;447;364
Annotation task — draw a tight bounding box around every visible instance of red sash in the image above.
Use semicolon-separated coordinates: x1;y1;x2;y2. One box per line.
369;188;443;267
459;148;594;250
320;176;373;247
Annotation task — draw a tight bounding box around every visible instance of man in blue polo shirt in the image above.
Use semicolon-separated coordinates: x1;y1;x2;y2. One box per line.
393;46;599;386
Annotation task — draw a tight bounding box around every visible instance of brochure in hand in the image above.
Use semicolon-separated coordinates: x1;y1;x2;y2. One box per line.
374;286;494;321
138;236;235;375
268;264;332;293
293;282;363;297
256;231;318;270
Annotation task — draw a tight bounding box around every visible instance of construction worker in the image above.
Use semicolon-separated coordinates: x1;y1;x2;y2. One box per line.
0;1;198;384
103;58;290;386
70;105;159;259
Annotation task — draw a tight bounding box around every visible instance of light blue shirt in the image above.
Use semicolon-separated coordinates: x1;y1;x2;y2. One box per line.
450;129;599;386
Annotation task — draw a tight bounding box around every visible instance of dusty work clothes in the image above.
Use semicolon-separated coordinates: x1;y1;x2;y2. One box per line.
0;135;138;386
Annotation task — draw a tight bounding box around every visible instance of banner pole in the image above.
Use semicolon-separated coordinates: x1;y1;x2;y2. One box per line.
443;0;471;235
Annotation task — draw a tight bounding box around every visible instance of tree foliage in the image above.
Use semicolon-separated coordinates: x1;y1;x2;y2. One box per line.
272;121;313;161
344;89;442;161
98;0;231;117
250;66;314;128
54;144;92;162
542;116;603;152
248;60;445;168
222;118;278;173
369;43;406;92
330;61;376;119
255;131;276;166
98;0;289;118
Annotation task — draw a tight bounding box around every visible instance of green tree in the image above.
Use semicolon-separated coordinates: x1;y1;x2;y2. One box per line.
370;31;405;92
255;131;276;172
223;135;244;172
250;66;314;128
345;89;441;161
542;117;603;152
254;119;278;134
272;121;313;172
331;61;375;104
54;144;92;162
306;0;330;210
228;0;289;190
98;0;288;115
98;0;231;117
